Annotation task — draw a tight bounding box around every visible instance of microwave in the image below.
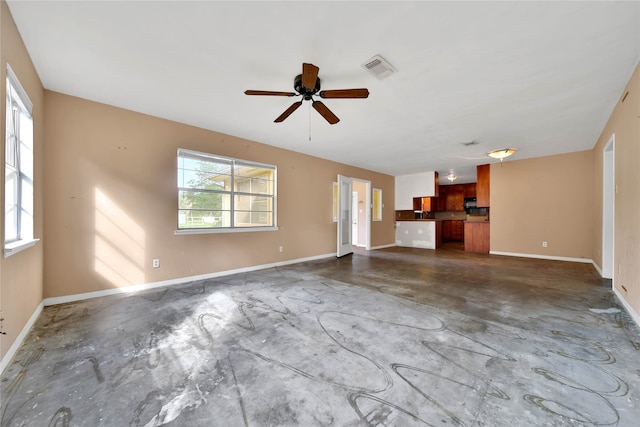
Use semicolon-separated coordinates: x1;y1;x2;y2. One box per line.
464;197;477;211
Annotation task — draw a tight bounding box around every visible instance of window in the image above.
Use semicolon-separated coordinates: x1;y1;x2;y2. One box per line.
4;65;36;256
372;188;382;221
177;149;276;232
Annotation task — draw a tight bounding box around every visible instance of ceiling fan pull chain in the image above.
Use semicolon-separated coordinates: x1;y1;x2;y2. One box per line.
309;101;312;141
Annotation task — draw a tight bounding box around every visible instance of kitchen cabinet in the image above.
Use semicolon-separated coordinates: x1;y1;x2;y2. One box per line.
446;192;464;212
463;183;477;198
442;220;464;241
436;183;476;212
451;220;464;241
413;197;434;212
464;221;490;253
436;187;447;212
442;220;451;239
477;164;490;207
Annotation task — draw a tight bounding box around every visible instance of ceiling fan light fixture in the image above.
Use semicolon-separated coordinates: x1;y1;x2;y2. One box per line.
488;148;516;162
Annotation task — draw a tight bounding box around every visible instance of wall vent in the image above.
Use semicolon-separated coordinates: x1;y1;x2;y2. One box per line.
362;54;397;80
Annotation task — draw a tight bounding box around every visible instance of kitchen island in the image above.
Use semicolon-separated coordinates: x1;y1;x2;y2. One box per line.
395;219;442;249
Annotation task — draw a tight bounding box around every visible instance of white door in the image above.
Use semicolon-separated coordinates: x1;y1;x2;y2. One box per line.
352;191;359;246
337;174;353;257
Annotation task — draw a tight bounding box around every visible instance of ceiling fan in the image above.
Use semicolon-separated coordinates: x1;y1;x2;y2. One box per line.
244;63;369;125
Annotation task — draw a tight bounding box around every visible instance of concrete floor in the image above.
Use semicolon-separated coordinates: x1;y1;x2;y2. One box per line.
2;245;639;426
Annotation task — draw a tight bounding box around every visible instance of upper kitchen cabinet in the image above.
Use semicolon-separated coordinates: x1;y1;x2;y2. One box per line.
476;164;490;207
395;171;439;210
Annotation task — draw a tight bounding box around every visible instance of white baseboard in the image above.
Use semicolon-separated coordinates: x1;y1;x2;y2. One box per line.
489;251;593;264
1;301;44;374
613;288;640;330
370;243;396;250
591;261;604;277
43;252;336;307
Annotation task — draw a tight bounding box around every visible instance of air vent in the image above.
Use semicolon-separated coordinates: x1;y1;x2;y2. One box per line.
362;54;397;80
461;140;479;146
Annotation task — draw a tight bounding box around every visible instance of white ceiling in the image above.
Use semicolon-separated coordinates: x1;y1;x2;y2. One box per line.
7;1;640;183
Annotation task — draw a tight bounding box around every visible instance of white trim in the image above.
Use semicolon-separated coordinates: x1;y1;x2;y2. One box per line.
4;238;40;258
602;134;615;279
6;64;33;114
591;261;604;277
1;301;44;374
175;226;278;235
43;252;336;307
370;243;396;250
489;251;593;264
613;288;640;331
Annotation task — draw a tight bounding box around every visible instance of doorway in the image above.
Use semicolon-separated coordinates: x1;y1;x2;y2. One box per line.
336;175;371;257
352;181;369;248
602;134;614;280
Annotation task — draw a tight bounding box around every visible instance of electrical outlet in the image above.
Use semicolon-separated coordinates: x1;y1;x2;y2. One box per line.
542;241;548;248
152;259;160;268
279;246;284;253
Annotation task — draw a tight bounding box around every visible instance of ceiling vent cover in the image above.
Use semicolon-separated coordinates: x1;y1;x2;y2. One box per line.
362;54;397;80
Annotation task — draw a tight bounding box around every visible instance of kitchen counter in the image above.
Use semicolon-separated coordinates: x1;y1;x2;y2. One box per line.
395;219;442;249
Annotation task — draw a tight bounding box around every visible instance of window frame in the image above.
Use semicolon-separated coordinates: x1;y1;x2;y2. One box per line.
4;64;39;257
175;148;278;234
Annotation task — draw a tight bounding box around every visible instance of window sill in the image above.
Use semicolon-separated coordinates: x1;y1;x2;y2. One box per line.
4;238;40;258
175;226;278;235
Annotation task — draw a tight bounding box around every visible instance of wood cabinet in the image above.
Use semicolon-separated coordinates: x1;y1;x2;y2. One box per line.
442;220;464;241
477;164;490;207
451;220;464;241
446;191;464;212
436;187;447;212
464;221;490;253
436;183;476;212
442;220;451;239
463;183;477;198
413;197;434;212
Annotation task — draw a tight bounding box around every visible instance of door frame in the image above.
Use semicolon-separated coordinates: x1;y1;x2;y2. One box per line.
337;175;353;257
602;134;615;281
336;176;372;257
353;178;371;250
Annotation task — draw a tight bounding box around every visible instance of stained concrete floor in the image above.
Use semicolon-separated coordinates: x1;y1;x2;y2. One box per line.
2;245;639;426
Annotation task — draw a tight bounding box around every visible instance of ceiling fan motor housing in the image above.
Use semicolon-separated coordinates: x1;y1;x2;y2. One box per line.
294;74;321;100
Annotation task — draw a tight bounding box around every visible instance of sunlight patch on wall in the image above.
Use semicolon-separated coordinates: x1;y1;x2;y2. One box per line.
94;188;146;287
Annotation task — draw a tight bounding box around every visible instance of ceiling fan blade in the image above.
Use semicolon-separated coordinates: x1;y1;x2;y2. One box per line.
318;88;370;99
312;100;340;125
302;63;319;90
245;90;296;96
274;101;303;123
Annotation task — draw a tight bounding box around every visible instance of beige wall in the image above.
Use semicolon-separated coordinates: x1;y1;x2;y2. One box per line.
43;91;395;299
592;62;640;317
0;1;45;361
491;150;594;260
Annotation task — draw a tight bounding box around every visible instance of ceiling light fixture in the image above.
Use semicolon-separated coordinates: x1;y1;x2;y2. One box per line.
488;148;516;162
447;174;457;182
